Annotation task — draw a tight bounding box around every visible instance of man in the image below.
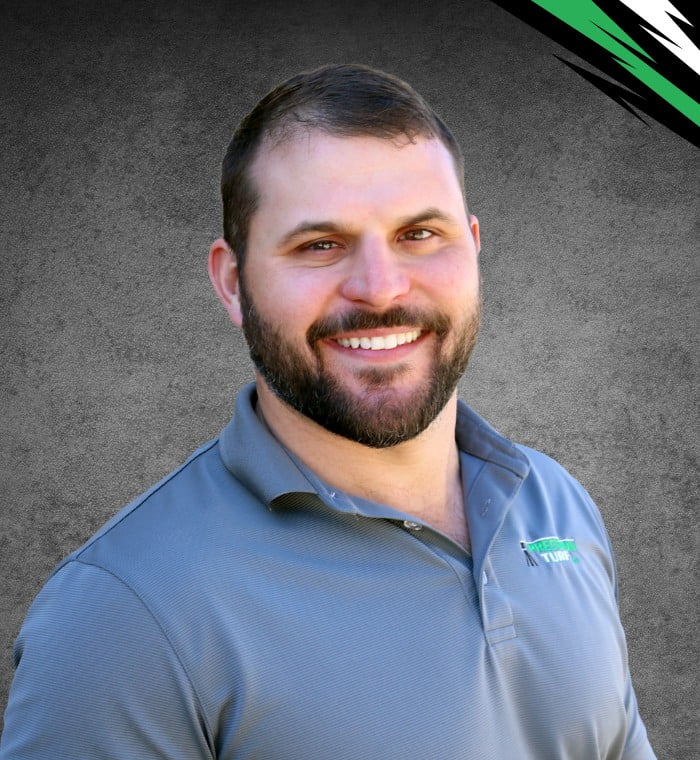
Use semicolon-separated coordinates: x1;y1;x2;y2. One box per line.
1;64;654;758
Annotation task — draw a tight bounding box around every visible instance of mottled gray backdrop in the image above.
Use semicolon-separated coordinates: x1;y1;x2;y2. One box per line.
1;0;698;755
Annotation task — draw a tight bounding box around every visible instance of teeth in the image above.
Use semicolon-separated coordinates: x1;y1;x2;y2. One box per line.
336;330;422;350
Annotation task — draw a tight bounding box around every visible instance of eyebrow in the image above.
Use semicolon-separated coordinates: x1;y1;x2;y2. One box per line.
276;207;461;249
396;207;459;229
277;221;345;249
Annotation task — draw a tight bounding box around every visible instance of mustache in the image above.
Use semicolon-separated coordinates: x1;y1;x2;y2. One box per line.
307;306;451;344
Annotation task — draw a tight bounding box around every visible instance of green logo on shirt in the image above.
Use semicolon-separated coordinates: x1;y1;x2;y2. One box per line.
520;536;579;567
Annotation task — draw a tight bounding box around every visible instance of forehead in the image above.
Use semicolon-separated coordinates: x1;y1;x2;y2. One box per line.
249;130;467;230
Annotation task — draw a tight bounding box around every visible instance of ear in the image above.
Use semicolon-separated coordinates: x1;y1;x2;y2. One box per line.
208;238;243;327
468;215;481;255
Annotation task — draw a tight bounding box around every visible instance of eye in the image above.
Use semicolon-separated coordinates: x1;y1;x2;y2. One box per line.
400;228;434;241
306;240;339;251
295;238;345;266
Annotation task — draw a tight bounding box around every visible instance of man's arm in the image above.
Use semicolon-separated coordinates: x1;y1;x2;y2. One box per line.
1;561;213;759
586;489;657;760
621;670;657;759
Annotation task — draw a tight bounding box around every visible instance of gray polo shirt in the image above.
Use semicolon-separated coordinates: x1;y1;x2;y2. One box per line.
1;383;655;759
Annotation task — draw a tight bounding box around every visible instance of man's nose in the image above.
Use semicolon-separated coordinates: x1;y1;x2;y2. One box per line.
339;236;411;308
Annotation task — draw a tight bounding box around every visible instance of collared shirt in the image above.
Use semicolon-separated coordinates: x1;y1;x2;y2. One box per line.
1;383;655;759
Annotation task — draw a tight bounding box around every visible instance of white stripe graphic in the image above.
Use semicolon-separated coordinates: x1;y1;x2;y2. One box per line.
618;0;700;76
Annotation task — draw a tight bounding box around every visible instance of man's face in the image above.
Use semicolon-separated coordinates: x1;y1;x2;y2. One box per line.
238;130;481;447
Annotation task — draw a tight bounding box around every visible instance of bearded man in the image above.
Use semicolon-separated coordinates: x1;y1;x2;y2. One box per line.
0;64;655;759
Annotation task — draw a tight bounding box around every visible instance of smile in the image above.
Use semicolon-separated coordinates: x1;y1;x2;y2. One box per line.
334;330;422;350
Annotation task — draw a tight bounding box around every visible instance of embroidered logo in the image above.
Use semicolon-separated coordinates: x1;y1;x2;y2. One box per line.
520;536;579;566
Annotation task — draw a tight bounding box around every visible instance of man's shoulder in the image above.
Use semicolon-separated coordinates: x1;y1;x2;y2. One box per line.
457;402;609;543
43;383;316;610
516;443;583;486
515;442;596;507
457;400;592;495
52;433;262;589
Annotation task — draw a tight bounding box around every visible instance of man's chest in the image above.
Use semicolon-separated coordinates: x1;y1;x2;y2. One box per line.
169;511;630;760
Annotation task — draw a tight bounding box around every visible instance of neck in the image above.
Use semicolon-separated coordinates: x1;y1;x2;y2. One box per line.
255;378;468;548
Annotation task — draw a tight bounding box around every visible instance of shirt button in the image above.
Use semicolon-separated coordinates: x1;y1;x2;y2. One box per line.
403;520;422;530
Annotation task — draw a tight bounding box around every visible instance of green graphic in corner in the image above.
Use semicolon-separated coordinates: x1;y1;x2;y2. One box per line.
531;0;700;127
493;0;700;146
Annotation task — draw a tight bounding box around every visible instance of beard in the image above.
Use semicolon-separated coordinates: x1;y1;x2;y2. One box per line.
238;278;480;448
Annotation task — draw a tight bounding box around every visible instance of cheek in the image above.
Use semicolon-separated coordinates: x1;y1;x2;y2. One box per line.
419;252;480;307
249;265;337;330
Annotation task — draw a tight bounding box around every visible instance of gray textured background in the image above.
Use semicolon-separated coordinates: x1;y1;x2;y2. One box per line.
1;0;698;755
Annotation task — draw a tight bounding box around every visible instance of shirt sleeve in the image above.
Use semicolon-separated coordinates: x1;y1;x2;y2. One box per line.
619;669;657;759
0;560;214;759
586;493;657;760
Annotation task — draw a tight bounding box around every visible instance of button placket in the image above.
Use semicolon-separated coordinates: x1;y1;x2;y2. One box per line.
479;558;516;645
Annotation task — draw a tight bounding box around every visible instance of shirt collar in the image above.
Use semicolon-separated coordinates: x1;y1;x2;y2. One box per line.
218;382;530;509
218;383;317;507
454;401;530;481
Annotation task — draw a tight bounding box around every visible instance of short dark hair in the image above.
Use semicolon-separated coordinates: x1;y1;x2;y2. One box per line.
220;63;465;266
